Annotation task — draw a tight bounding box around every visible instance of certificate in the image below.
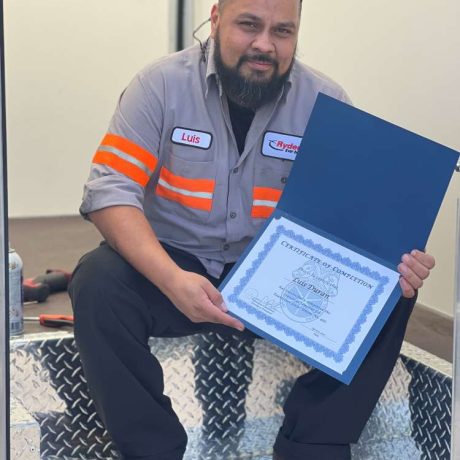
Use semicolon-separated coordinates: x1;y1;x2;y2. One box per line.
220;94;459;384
221;213;400;382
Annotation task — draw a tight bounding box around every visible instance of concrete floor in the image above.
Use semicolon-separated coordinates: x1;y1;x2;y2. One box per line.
8;215;454;362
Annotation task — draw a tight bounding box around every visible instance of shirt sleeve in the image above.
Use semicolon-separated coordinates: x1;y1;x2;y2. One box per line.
336;87;353;105
80;69;164;218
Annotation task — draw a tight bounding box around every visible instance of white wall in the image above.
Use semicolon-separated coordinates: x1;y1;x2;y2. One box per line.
6;0;460;316
5;0;170;217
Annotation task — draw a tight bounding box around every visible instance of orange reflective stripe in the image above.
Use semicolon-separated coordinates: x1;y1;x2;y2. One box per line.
253;187;283;202
101;134;157;171
156;166;214;212
156;184;213;212
160;168;215;193
251;187;282;219
251;207;275;219
93;151;150;187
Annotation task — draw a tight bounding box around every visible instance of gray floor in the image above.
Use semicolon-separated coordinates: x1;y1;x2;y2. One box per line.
8;215;454;362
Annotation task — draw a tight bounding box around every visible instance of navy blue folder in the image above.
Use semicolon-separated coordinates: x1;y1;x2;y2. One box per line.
280;93;458;266
222;93;459;383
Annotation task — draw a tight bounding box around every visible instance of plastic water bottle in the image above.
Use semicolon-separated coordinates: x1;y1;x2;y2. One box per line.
9;244;23;336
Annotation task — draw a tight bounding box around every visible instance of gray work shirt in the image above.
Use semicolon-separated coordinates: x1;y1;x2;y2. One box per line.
81;40;351;278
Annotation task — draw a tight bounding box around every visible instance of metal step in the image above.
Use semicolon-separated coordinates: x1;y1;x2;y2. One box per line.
10;397;40;460
9;333;452;460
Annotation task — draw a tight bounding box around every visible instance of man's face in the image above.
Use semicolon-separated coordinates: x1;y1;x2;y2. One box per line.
210;0;300;84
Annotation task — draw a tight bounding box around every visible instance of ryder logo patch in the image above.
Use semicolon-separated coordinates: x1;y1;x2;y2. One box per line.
171;127;213;150
262;131;302;161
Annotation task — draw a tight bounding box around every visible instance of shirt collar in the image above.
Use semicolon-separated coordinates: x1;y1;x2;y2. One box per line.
205;38;222;97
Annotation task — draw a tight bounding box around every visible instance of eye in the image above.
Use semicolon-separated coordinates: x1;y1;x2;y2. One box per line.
239;21;258;31
276;27;293;37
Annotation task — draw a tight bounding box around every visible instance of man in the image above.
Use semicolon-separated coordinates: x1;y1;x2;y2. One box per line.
69;1;435;459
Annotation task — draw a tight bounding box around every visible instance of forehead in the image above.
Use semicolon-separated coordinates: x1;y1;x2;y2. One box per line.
219;0;301;24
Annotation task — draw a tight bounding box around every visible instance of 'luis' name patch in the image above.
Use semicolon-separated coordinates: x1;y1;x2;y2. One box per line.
171;127;213;150
262;131;302;161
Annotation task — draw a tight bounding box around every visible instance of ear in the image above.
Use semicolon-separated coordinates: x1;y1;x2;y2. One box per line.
210;4;220;39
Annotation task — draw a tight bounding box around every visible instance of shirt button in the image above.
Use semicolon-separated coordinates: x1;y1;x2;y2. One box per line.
230;212;237;219
223;244;230;251
233;167;239;174
281;177;288;184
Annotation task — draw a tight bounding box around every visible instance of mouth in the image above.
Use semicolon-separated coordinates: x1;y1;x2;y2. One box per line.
240;55;277;73
246;60;274;71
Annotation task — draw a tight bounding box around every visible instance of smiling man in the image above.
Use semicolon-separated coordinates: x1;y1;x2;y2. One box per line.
70;1;435;459
212;0;299;109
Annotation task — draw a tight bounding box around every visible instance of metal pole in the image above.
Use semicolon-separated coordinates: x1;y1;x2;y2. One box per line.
169;0;195;52
0;0;10;457
181;0;196;50
452;199;460;459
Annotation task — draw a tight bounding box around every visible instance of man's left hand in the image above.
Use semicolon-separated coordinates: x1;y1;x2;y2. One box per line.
398;250;435;298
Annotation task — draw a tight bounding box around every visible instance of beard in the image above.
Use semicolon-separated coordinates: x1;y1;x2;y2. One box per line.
214;33;294;110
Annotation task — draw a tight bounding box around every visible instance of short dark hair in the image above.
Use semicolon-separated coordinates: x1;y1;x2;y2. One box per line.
218;0;302;11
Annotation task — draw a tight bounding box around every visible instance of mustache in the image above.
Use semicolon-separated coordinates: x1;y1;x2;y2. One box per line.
238;54;278;66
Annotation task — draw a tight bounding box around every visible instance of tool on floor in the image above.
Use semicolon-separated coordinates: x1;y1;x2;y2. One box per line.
23;269;72;303
24;314;74;328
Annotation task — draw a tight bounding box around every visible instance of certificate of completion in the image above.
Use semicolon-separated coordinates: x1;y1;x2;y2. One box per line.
221;214;400;382
220;95;458;383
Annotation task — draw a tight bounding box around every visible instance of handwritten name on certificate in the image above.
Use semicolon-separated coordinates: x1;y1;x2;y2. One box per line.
221;216;400;376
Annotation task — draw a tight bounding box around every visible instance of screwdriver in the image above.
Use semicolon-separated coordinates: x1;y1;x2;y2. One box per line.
24;314;74;328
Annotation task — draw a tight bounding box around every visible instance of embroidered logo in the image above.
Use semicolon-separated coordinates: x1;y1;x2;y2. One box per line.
171;127;213;150
262;131;302;161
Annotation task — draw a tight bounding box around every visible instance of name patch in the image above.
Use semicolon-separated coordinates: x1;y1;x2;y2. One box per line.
171;127;213;150
262;131;302;161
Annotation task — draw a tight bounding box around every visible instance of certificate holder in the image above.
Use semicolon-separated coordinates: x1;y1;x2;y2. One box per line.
220;94;459;384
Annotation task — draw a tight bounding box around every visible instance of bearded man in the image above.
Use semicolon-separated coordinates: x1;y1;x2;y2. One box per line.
69;1;435;459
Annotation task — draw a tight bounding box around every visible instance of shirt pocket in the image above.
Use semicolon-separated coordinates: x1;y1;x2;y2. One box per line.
252;158;293;220
154;144;217;224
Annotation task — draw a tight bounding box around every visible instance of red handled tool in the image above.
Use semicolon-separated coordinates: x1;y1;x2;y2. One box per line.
24;314;74;328
23;269;72;303
23;279;50;303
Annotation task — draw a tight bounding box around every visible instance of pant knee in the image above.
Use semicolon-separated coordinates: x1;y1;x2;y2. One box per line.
70;244;153;338
71;244;141;310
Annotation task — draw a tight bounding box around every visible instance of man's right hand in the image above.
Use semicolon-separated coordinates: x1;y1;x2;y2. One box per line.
163;269;245;332
90;206;244;332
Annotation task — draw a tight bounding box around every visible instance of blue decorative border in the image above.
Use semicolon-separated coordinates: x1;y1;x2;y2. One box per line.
228;225;390;363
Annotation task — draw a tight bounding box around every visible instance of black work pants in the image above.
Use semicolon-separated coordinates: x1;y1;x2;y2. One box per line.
69;243;415;460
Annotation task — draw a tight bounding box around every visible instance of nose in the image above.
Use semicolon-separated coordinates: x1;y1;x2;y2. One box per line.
251;29;275;54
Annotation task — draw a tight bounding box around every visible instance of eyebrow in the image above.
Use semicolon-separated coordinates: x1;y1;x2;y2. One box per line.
235;13;297;29
235;13;263;22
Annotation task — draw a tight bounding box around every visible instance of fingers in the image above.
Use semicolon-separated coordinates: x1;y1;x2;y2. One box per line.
411;249;435;270
397;249;436;299
197;280;245;331
202;297;245;331
399;276;416;299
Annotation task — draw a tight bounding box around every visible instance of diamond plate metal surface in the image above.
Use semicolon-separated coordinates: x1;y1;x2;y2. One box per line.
10;397;40;460
405;362;451;460
10;332;117;460
351;359;421;460
9;332;453;460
